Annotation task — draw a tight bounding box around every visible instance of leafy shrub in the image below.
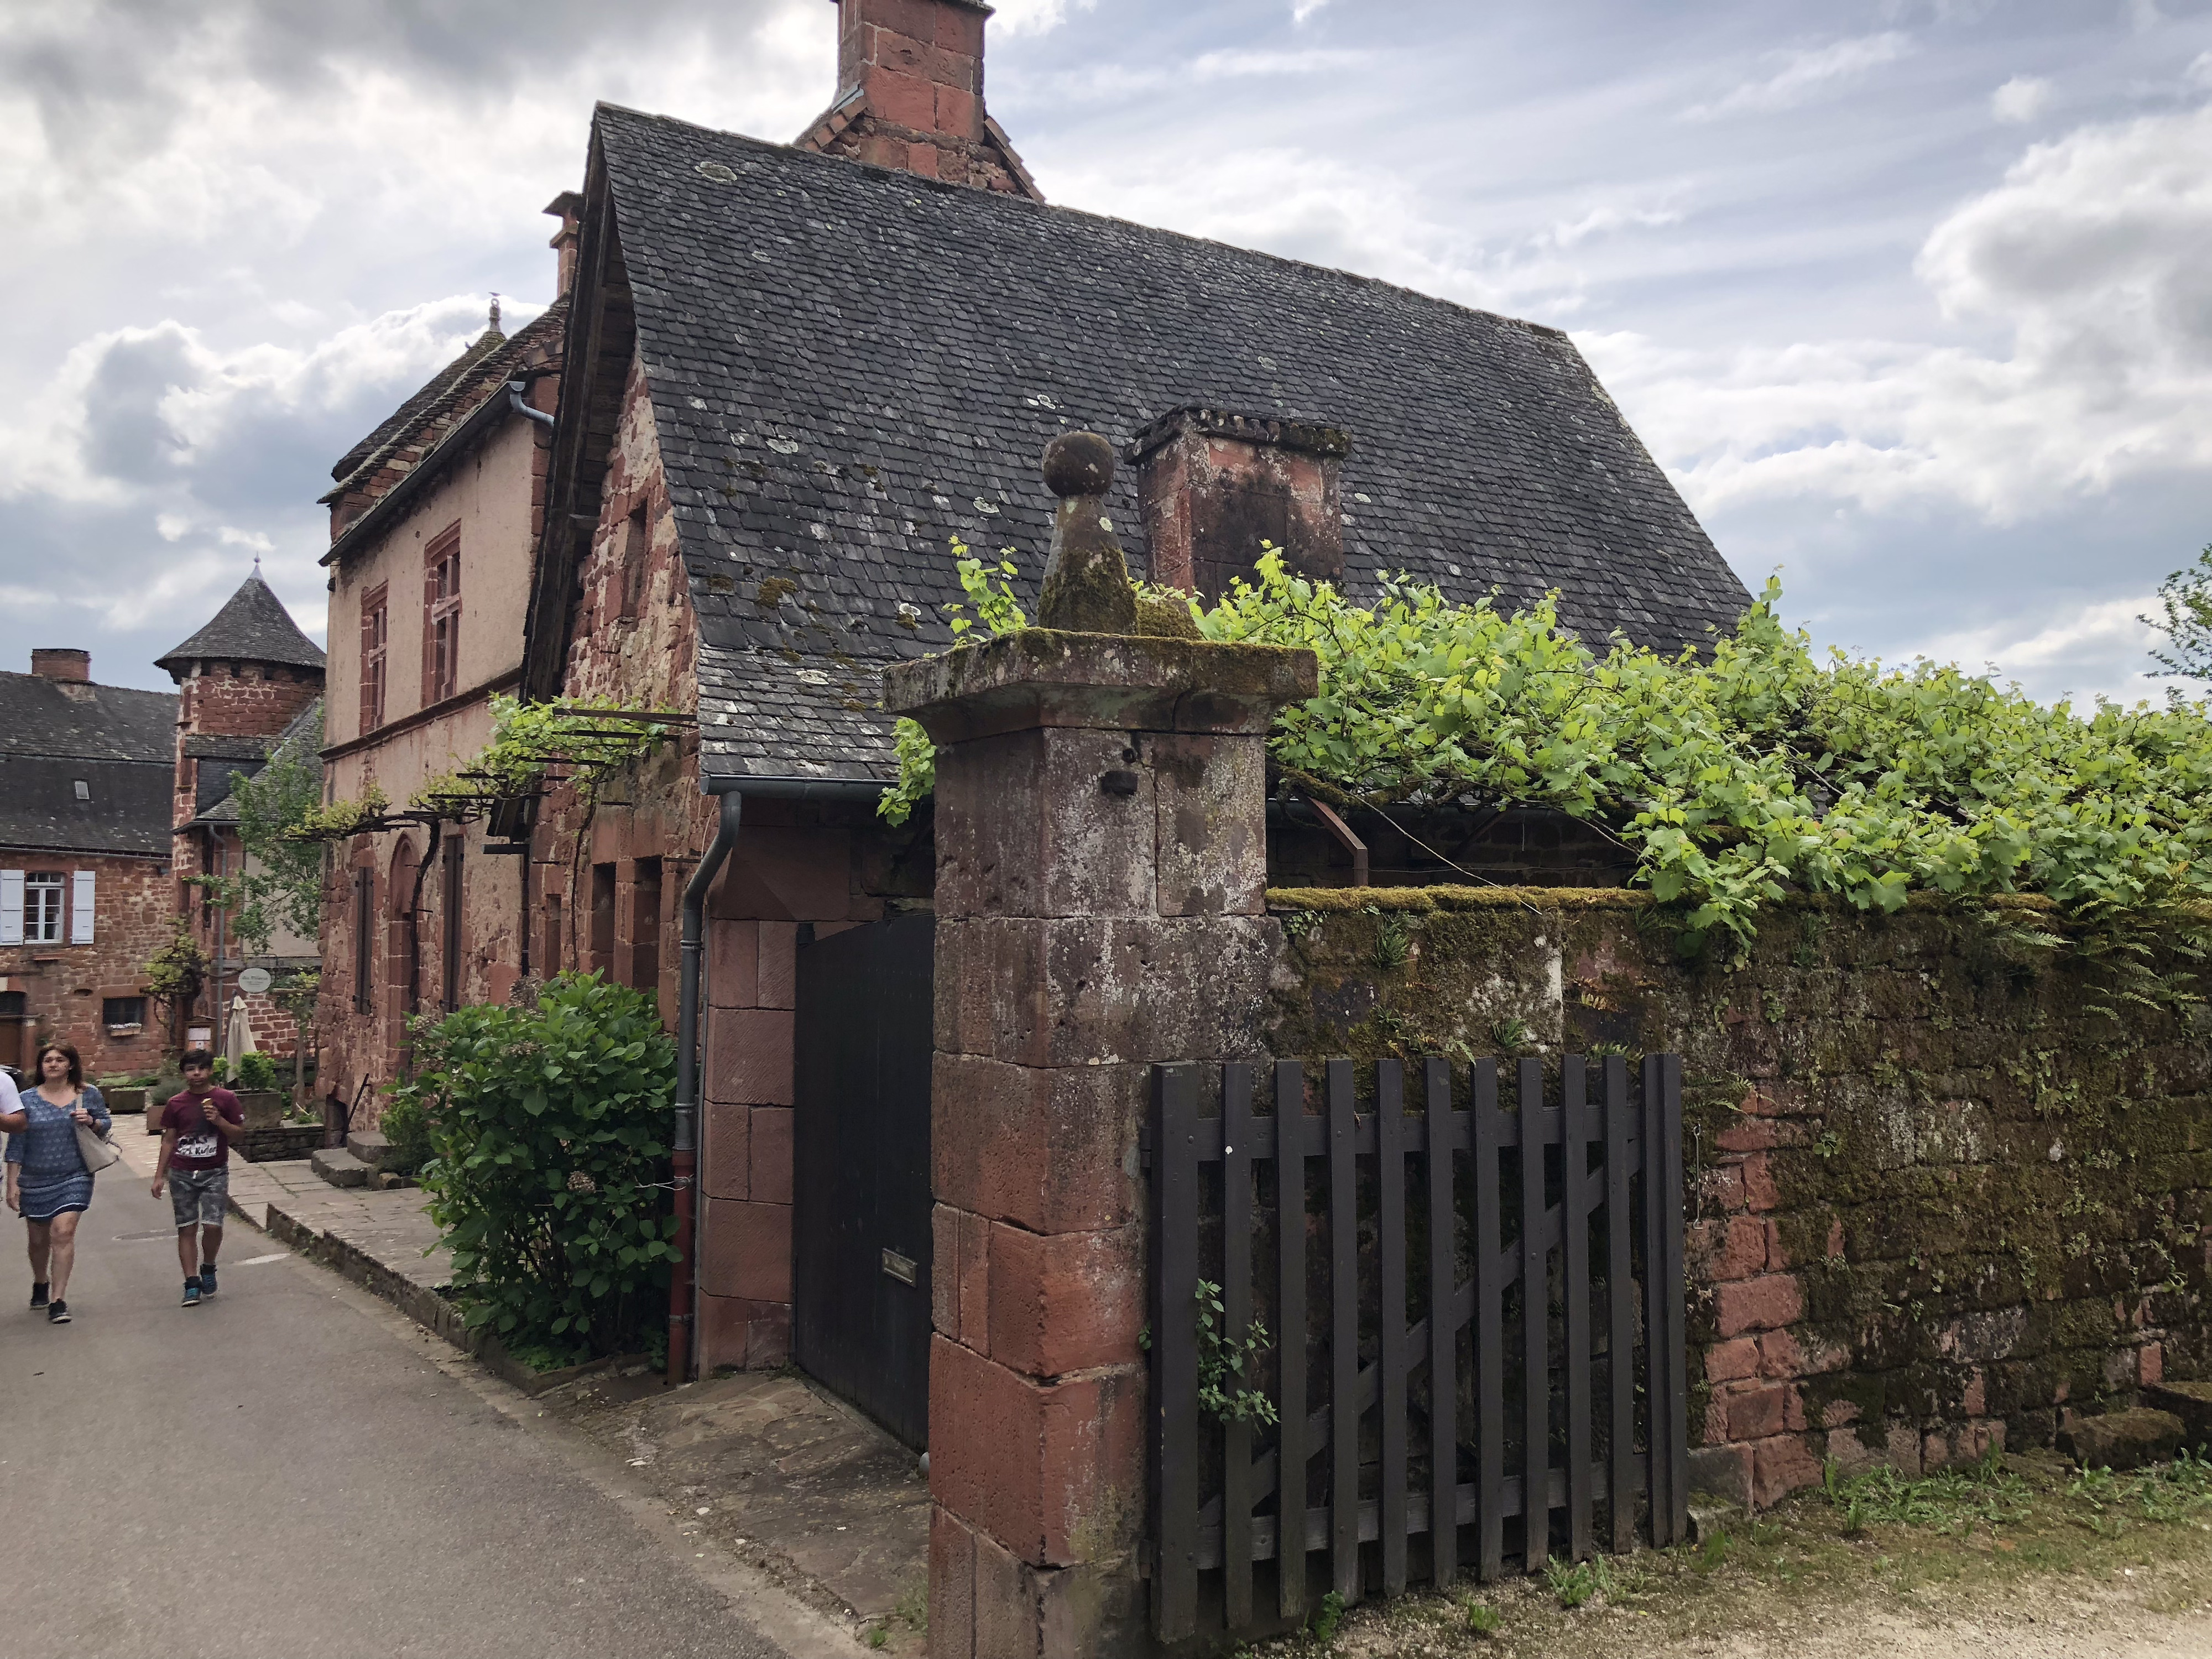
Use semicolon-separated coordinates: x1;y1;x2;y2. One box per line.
388;973;682;1360
375;1091;434;1178
233;1051;280;1092
889;548;2212;961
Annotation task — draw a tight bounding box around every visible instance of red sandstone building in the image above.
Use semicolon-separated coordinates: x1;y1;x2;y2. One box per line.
316;0;1745;1411
158;573;327;1062
0;649;176;1076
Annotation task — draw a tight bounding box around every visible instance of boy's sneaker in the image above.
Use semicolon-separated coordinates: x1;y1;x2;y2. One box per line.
199;1264;217;1297
29;1281;47;1308
47;1299;69;1323
181;1279;202;1308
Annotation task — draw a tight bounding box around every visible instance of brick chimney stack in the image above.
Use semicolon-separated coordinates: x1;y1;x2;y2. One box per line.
797;0;1044;200
30;648;89;683
544;190;585;296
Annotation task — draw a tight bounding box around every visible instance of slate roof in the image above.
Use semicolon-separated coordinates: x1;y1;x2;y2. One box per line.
329;323;509;485
588;106;1750;779
0;759;174;859
155;572;328;677
0;672;175;763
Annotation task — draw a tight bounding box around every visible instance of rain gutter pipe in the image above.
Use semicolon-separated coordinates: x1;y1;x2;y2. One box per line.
506;382;555;429
671;772;886;1381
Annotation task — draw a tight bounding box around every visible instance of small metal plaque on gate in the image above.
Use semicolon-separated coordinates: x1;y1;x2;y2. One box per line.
880;1248;918;1286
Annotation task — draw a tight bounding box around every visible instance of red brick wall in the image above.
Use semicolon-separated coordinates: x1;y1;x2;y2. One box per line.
0;852;173;1081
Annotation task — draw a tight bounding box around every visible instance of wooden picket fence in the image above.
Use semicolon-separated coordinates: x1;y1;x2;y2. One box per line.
1146;1055;1687;1641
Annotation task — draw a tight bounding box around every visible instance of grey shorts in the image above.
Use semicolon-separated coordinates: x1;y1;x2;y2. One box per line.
169;1167;228;1229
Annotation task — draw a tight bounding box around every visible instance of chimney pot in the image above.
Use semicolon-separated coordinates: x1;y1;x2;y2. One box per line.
31;649;90;684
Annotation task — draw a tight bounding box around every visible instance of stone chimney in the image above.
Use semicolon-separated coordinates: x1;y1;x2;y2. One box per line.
796;0;1044;200
31;648;89;684
1128;407;1351;601
544;190;585;296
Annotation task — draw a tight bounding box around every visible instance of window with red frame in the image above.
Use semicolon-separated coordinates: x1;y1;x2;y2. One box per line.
424;526;462;703
359;584;388;735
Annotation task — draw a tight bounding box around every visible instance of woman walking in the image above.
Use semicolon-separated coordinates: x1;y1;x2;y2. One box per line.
2;1043;111;1323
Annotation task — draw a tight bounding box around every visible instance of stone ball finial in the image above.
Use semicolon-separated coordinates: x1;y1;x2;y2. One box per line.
1042;431;1115;499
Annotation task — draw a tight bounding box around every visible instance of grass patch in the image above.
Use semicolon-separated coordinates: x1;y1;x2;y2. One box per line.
1244;1447;2212;1656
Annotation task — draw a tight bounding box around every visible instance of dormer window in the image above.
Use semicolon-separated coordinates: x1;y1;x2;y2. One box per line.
72;780;88;801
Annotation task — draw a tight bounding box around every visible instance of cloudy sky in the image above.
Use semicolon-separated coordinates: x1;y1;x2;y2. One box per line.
3;0;2208;704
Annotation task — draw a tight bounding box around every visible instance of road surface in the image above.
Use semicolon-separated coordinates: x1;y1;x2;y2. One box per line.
0;1191;833;1659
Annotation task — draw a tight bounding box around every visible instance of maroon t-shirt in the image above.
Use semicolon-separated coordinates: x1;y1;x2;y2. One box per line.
161;1087;242;1170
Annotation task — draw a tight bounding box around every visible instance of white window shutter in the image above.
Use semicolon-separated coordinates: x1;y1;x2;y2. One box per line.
70;870;95;944
0;872;22;947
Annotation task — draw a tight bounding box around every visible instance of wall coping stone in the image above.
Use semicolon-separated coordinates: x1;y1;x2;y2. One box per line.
884;630;1316;744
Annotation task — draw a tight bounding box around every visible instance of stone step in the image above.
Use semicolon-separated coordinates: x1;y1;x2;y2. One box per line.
2059;1406;2185;1472
310;1146;371;1189
2145;1380;2212;1450
345;1129;393;1170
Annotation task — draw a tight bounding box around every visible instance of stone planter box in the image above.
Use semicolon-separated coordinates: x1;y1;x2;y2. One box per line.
236;1090;288;1131
241;1125;323;1163
103;1086;149;1115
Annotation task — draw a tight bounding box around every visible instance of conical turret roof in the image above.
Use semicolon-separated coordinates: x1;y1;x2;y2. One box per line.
156;571;327;679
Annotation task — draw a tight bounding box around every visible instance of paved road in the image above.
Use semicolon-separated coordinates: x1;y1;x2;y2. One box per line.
0;1196;795;1659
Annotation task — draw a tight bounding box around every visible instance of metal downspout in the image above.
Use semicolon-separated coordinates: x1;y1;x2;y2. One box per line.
671;789;743;1384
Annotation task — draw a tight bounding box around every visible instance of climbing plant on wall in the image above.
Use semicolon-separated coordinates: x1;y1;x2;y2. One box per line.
885;548;2212;963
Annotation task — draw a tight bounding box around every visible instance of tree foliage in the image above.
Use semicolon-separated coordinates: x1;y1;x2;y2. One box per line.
388;973;681;1360
2143;545;2212;682
197;703;327;955
888;550;2212;961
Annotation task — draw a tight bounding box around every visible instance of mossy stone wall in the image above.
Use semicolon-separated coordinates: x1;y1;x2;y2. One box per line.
1266;886;2212;1508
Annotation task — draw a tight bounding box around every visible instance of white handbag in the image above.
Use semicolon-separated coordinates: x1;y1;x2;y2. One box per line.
67;1094;120;1176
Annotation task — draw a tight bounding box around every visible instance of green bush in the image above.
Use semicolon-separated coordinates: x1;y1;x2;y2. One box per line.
376;1091;434;1178
233;1051;280;1092
388;973;681;1360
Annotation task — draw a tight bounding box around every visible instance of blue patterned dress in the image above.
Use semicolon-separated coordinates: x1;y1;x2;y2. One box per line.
6;1086;111;1223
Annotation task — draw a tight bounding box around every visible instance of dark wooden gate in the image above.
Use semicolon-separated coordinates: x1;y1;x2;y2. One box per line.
792;913;936;1450
1147;1053;1687;1642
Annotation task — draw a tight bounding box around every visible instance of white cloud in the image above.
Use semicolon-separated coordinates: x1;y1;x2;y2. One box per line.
1683;33;1913;122
1582;102;2212;521
1990;74;2052;123
1910;594;2165;707
0;296;510;505
989;0;1097;38
1292;0;1332;21
2190;50;2212;89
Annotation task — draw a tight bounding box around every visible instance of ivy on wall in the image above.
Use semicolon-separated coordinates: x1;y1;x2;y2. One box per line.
886;549;2212;962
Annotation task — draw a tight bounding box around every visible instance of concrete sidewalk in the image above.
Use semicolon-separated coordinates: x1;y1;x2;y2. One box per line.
111;1125;458;1343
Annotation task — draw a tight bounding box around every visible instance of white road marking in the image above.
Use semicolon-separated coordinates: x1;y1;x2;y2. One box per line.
235;1251;291;1266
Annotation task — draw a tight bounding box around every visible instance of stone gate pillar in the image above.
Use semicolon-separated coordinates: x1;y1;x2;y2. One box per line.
886;458;1314;1657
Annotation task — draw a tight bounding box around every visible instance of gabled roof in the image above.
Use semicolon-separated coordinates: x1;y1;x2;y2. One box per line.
0;672;175;763
541;105;1750;780
155;573;327;678
321;305;567;520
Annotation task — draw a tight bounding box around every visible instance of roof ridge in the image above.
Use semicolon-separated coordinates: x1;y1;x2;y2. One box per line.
323;303;566;500
591;102;1572;345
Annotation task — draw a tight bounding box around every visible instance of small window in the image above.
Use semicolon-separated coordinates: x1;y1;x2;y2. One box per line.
24;873;63;944
424;526;462;703
72;780;88;802
359;585;389;735
590;863;617;975
620;507;648;620
103;996;146;1030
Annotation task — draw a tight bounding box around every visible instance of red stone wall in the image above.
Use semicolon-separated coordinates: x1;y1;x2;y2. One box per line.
0;852;173;1080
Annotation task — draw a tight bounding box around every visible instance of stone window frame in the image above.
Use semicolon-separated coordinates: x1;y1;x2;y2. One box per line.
359;582;389;736
423;523;463;704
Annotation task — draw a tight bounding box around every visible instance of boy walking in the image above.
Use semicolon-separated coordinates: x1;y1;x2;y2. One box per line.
152;1051;243;1307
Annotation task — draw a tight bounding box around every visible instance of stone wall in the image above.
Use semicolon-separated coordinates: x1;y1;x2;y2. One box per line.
1265;886;2212;1510
0;851;173;1079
